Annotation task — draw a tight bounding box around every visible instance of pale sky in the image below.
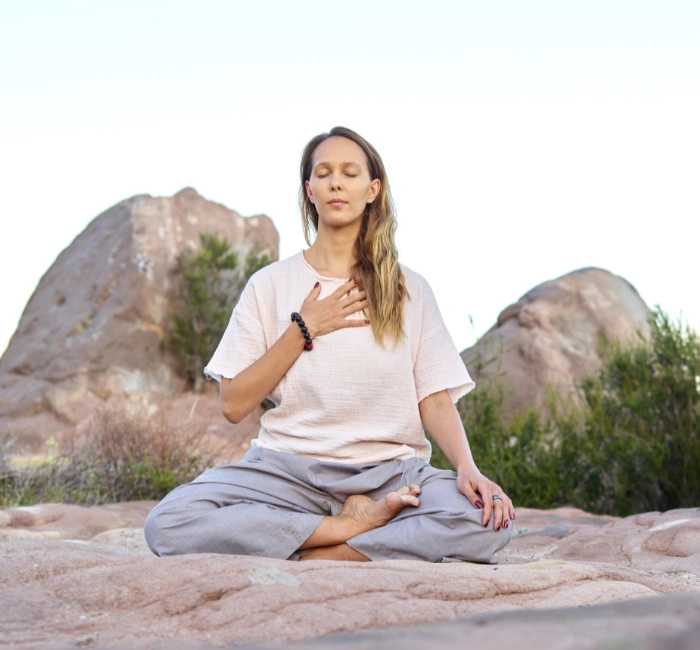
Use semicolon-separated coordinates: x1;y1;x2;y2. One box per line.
1;0;699;355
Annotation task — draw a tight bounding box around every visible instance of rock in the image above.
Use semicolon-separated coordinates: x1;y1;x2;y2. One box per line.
0;188;277;453
264;594;700;650
461;267;651;417
1;503;699;648
0;501;155;539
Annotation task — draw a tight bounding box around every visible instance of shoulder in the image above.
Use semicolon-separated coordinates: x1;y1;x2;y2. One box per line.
399;262;434;299
245;251;301;290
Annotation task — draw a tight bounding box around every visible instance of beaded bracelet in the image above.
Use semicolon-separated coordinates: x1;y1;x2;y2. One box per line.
291;312;313;350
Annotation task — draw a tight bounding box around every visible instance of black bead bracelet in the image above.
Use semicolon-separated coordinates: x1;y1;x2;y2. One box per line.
291;312;313;350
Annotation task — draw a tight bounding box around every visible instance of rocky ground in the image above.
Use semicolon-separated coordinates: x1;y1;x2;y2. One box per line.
2;503;700;649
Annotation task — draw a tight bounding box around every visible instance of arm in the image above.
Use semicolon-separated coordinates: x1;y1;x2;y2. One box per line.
419;389;515;530
220;278;369;423
220;322;306;423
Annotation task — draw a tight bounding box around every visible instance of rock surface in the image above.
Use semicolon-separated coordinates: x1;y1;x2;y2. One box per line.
1;503;699;648
0;188;277;453
461;267;651;417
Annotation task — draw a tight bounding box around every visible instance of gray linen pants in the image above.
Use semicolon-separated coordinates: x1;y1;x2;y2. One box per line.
144;447;512;563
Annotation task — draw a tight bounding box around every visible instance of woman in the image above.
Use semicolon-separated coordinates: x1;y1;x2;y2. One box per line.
145;127;514;563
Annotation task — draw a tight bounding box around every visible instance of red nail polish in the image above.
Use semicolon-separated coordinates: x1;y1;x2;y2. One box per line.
475;500;484;509
314;281;320;288
504;520;509;528
496;524;500;531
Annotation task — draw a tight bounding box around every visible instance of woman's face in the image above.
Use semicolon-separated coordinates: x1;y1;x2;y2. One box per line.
305;136;380;233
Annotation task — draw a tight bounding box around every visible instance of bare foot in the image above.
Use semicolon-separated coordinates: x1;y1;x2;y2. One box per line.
339;484;421;535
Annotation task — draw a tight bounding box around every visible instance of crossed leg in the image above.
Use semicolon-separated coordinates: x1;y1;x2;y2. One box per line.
298;485;422;561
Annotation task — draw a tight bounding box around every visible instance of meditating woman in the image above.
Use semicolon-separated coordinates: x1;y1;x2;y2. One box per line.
145;126;514;563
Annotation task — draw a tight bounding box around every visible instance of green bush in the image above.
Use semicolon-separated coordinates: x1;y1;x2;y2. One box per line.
553;308;700;515
431;385;565;510
432;307;700;517
169;232;272;392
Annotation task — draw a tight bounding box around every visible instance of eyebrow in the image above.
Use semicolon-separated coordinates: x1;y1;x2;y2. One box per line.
313;161;363;170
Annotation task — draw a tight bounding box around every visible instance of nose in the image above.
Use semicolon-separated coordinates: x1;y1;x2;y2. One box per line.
330;173;343;190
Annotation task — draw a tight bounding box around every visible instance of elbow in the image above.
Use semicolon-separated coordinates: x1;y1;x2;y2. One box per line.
223;410;241;425
220;376;257;425
222;403;245;425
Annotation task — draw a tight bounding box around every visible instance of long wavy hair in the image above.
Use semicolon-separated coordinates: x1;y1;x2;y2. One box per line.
299;126;409;349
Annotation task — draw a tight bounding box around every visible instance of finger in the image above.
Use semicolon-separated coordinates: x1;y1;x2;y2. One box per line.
341;317;371;328
341;299;369;315
339;291;367;309
479;482;493;527
504;494;516;521
308;281;321;296
408;483;421;496
492;497;504;531
330;279;357;299
457;481;482;510
492;485;508;529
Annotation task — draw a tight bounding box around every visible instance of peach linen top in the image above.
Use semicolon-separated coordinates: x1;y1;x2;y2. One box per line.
204;250;474;464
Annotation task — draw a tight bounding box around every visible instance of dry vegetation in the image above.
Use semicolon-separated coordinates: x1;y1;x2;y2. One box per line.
0;405;218;508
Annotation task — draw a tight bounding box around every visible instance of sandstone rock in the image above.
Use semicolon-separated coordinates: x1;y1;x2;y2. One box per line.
461;267;651;417
0;188;277;453
1;503;699;648
0;501;155;539
265;594;700;650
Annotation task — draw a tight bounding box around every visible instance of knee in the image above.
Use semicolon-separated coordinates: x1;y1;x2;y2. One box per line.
143;505;168;556
474;520;513;562
143;502;191;557
494;521;514;553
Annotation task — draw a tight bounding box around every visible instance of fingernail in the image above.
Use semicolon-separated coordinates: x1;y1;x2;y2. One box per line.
353;279;357;284
475;500;484;509
365;320;370;324
496;524;500;531
504;520;509;528
314;281;319;288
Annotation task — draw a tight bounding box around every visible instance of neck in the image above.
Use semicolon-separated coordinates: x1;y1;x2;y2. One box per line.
306;222;360;278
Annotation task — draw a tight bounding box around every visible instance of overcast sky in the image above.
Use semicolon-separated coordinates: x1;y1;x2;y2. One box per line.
1;0;699;355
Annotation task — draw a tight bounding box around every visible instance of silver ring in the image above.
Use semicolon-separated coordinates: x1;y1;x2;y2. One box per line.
492;494;502;501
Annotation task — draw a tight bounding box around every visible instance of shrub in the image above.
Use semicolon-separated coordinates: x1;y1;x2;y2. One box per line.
430;385;565;510
169;233;272;392
432;307;700;517
552;308;700;515
0;405;217;508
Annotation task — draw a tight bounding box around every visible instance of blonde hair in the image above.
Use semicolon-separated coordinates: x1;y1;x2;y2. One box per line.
299;126;409;349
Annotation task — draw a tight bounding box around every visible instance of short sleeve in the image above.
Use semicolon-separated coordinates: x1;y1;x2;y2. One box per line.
203;278;267;382
413;281;475;404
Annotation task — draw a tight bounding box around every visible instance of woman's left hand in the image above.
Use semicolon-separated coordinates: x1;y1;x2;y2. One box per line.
456;467;515;531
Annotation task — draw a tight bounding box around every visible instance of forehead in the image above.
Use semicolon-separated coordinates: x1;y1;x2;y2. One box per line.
312;136;369;168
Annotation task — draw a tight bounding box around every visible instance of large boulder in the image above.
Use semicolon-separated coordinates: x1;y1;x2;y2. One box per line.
0;188;277;453
461;267;651;418
2;503;700;648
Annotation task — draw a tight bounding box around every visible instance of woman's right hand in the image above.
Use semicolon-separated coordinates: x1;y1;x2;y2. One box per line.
299;280;370;338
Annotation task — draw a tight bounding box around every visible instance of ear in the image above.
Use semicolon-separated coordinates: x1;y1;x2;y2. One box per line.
305;179;315;204
367;178;381;204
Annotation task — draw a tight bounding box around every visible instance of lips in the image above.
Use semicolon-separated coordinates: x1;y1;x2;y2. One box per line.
328;200;347;206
